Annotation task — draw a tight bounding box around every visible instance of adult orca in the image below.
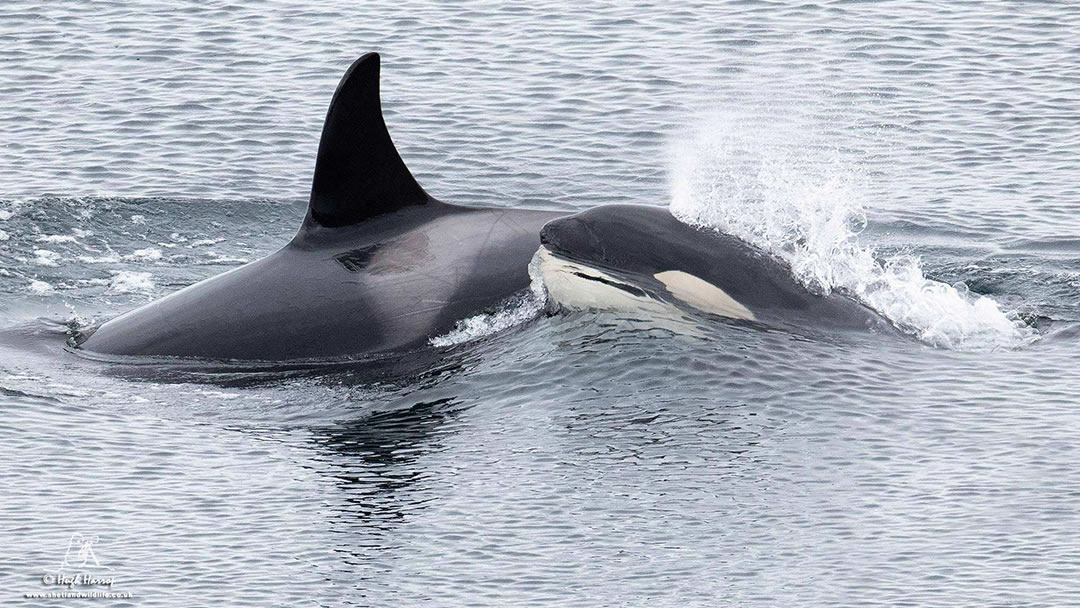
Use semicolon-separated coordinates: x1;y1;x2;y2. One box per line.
537;204;892;334
75;53;564;361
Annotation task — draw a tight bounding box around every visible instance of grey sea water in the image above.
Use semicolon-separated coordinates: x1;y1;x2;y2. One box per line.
1;1;1078;606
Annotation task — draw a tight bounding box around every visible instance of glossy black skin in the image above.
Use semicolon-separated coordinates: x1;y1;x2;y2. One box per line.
540;204;891;333
77;52;566;362
80;202;561;361
306;52;428;227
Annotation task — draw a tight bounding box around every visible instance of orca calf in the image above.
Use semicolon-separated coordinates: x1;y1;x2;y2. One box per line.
537;205;890;334
77;53;563;361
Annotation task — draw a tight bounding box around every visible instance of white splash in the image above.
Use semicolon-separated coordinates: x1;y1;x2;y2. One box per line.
35;234;79;243
124;247;163;261
33;249;62;267
201;255;248;265
0;199;22;222
189;237;225;247
77;252;123;264
28;279;55;295
108;271;155;293
429;253;548;347
668;112;1034;350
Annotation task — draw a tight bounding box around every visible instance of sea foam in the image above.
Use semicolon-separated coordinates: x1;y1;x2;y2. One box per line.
667;112;1035;350
429;254;548;348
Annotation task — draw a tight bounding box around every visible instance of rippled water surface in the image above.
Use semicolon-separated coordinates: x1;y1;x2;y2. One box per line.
2;1;1079;606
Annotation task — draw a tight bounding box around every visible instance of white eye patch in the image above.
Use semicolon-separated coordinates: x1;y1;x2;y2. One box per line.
653;271;755;321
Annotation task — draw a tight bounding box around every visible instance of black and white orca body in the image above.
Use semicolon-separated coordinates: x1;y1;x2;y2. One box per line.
538;205;890;334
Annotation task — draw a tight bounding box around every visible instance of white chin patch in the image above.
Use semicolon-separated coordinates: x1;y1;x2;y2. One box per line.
536;247;673;316
535;247;755;332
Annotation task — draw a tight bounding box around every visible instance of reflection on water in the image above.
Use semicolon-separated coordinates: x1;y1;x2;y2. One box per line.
320;398;461;530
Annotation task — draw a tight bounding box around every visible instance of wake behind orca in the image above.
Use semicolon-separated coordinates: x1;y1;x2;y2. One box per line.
75;53;891;363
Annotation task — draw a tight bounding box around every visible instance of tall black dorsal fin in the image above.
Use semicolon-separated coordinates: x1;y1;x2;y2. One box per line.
306;53;430;228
